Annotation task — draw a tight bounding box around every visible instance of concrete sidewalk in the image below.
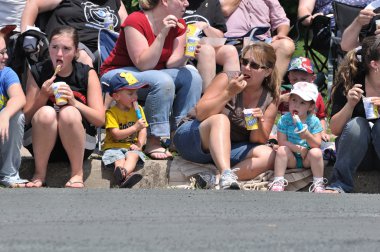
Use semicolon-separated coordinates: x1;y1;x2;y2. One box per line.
19;147;380;193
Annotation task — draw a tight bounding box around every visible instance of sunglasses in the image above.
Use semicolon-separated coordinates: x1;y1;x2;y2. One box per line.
240;58;268;70
0;48;7;56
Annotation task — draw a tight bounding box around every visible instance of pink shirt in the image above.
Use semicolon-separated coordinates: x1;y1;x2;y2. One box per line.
225;0;290;38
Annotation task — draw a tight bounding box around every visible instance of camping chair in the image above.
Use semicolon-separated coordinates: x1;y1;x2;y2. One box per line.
295;14;331;75
332;1;364;68
96;28;119;151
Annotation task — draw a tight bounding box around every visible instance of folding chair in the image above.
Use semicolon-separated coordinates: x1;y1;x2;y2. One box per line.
294;14;331;78
332;1;363;64
96;28;119;151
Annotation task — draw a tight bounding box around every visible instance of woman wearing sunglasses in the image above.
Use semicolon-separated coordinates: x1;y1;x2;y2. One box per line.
173;42;279;189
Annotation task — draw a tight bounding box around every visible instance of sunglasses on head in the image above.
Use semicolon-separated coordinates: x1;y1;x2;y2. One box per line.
240;58;268;70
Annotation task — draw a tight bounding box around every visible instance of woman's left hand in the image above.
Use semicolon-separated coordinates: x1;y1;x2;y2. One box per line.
370;97;380;107
58;83;77;106
251;108;264;122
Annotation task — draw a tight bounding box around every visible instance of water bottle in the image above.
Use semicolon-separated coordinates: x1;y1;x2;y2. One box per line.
104;12;114;31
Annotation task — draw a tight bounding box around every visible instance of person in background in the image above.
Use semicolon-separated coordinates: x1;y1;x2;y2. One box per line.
0;28;29;188
21;0;128;67
278;57;329;142
174;42;279;189
220;0;295;80
100;0;202;160
270;82;325;193
23;26;104;188
298;0;373;28
0;0;27;32
102;72;147;188
324;36;380;193
184;0;240;91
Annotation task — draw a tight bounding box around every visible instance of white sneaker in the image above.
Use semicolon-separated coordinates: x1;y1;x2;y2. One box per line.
309;178;327;193
269;178;288;192
220;169;240;190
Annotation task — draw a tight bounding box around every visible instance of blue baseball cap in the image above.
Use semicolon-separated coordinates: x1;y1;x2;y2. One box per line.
108;72;148;94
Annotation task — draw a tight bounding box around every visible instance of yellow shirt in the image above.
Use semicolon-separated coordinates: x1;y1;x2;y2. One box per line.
102;105;147;150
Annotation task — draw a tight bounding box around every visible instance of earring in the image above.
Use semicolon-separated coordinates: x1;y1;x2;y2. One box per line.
376;68;379;73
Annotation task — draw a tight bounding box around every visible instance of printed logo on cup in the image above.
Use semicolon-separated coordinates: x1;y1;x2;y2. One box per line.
243;109;258;130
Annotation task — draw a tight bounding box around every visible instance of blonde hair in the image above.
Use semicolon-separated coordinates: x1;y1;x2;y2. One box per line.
139;0;159;10
241;42;280;102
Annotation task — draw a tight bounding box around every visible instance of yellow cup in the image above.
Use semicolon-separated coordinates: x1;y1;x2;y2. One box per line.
52;82;68;106
243;109;258;130
185;36;200;58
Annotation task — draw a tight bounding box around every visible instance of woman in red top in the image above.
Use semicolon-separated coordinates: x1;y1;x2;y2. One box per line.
101;0;202;160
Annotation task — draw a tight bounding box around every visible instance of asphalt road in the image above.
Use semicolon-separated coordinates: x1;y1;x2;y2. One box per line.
1;189;380;252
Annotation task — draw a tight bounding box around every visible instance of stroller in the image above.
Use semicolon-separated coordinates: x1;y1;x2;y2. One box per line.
8;28;49;92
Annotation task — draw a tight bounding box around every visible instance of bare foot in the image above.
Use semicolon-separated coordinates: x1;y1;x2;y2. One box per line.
145;146;173;160
26;178;45;188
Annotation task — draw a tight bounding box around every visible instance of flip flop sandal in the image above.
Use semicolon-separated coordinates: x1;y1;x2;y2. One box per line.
120;172;143;188
146;148;173;160
65;181;85;188
26;179;46;188
113;166;127;185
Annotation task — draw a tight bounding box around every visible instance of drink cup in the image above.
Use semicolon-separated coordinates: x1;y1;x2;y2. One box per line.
185;36;200;58
52;82;68;106
363;97;379;119
376;20;380;30
243;109;258;130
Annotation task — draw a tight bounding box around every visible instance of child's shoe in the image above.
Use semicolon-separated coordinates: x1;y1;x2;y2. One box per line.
269;178;288;192
309;178;327;193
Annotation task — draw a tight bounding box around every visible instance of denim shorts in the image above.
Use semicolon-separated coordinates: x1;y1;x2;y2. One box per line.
174;120;261;166
102;148;146;166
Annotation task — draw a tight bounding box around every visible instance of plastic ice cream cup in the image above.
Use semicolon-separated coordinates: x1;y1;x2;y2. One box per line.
52;82;68;106
243;109;258;130
185;36;200;58
363;97;379;119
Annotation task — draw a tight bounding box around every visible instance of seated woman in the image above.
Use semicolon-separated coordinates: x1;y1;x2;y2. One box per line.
184;0;240;91
100;0;202;160
325;36;380;193
21;0;128;67
174;42;279;189
23;26;104;188
0;29;29;188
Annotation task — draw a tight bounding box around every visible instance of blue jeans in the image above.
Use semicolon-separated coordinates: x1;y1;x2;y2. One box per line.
101;66;202;137
329;117;380;192
174;120;260;167
0;111;28;186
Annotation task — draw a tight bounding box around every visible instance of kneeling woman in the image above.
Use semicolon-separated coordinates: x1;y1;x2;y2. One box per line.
174;42;279;189
23;26;104;188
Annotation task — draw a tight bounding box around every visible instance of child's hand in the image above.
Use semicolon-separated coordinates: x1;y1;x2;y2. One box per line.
321;131;330;142
40;75;56;97
130;144;142;151
279;93;290;104
298;145;308;159
134;118;147;131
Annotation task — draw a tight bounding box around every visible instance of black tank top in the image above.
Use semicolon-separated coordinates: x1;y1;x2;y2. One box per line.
45;0;122;52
